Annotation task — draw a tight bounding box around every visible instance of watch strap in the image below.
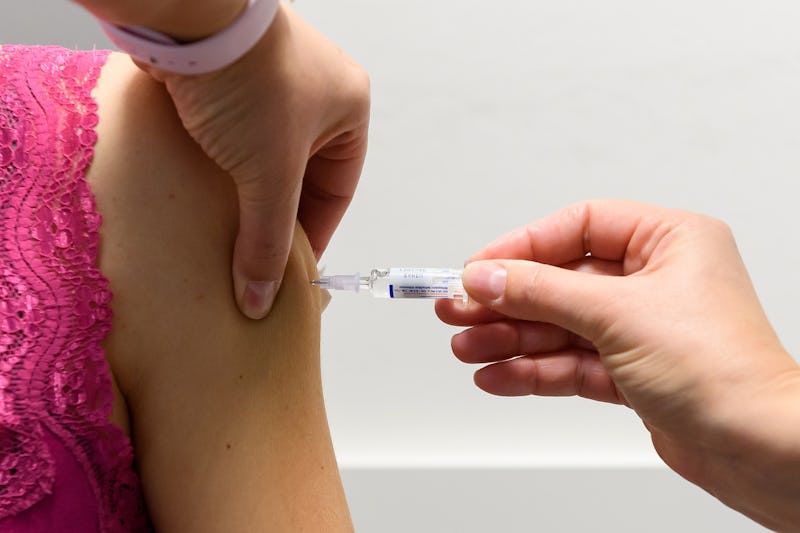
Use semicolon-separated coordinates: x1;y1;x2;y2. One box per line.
99;0;280;75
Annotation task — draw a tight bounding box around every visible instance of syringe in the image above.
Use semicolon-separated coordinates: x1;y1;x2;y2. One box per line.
311;267;467;302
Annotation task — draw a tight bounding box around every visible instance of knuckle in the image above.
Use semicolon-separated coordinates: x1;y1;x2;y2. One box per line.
500;264;546;318
347;73;371;118
335;61;371;115
691;213;735;242
346;61;371;96
708;216;734;239
239;177;301;208
239;242;287;269
526;358;541;395
352;64;372;97
574;354;589;397
235;230;293;273
520;265;545;305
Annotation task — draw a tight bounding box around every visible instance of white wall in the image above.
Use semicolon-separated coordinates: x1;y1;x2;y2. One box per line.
6;1;798;530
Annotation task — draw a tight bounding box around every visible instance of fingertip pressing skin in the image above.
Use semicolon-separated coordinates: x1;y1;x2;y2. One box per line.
235;275;278;320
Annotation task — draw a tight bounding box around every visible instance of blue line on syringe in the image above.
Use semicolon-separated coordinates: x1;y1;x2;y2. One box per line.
311;267;467;302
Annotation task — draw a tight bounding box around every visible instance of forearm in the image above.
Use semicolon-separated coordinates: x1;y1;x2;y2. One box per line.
734;377;800;532
71;0;247;40
695;363;800;531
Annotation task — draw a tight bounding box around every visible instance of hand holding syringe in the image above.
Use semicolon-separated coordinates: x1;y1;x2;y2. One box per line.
312;267;467;302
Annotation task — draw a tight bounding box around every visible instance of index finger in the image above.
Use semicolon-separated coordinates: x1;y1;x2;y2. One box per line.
470;199;679;270
298;130;367;259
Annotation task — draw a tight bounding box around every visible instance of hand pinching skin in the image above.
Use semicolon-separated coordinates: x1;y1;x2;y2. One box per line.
81;0;371;319
141;6;370;318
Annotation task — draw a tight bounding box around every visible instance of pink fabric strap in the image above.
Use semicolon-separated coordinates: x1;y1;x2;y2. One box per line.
100;0;280;75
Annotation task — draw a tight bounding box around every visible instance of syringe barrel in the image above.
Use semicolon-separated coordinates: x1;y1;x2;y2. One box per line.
369;268;466;301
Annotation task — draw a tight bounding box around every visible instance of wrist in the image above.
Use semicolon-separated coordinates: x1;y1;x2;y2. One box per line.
78;0;248;41
136;0;250;41
98;0;280;75
698;364;800;530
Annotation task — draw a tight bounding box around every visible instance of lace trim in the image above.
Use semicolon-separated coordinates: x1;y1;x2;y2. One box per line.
0;46;148;532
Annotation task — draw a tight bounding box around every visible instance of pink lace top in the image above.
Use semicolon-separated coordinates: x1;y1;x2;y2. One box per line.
0;46;150;532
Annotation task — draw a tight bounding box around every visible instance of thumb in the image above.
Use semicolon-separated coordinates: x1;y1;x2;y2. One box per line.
462;259;621;341
232;175;301;320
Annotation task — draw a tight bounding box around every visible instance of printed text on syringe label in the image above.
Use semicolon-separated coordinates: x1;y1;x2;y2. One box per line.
387;268;463;299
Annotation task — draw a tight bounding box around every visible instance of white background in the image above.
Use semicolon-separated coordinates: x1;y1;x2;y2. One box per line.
7;1;799;530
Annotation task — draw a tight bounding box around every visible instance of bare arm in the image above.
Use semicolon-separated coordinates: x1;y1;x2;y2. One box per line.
89;54;351;532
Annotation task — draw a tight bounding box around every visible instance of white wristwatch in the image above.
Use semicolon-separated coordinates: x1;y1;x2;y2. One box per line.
99;0;280;75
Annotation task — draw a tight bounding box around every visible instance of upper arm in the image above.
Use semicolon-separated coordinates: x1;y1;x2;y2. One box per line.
88;53;350;532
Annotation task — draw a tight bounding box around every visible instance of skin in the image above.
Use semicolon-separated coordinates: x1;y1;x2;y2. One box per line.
74;0;371;319
436;199;800;532
89;53;350;532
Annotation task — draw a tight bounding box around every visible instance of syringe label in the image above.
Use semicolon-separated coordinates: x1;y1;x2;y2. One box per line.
387;268;463;299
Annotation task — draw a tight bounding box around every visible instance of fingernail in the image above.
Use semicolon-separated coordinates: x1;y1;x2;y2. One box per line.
463;263;507;301
243;280;278;319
